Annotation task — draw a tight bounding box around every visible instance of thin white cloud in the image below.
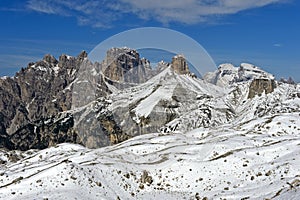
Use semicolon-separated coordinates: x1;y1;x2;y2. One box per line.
27;0;59;14
26;0;118;27
26;0;287;27
118;0;285;24
273;43;282;47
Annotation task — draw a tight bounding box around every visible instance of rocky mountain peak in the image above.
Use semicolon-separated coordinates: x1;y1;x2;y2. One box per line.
0;51;89;149
204;63;275;87
108;47;139;61
43;54;58;65
171;54;190;74
77;50;88;61
239;63;274;81
102;47;152;84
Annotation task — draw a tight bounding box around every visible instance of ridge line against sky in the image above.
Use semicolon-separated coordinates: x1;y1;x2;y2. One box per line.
0;0;299;81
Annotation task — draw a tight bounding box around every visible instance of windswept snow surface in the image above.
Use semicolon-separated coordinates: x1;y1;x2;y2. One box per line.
1;111;300;200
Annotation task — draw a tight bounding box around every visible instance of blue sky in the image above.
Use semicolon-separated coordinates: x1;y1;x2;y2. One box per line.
0;0;299;81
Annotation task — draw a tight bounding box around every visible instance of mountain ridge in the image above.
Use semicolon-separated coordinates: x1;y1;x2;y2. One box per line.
0;47;299;199
0;47;298;150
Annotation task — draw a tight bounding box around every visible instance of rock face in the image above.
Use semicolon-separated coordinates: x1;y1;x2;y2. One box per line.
171;55;189;74
102;47;152;84
9;113;78;151
0;51;87;150
0;48;154;150
248;79;276;98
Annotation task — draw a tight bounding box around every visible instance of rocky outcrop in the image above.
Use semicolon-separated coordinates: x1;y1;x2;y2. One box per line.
43;54;58;64
9;113;79;151
248;79;276;98
102;47;152;84
171;55;189;74
0;77;23;135
0;52;87;150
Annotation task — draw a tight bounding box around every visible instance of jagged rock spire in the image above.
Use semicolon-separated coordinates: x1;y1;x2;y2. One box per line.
171;54;190;74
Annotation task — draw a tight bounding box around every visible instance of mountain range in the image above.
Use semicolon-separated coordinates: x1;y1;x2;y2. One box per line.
0;47;299;199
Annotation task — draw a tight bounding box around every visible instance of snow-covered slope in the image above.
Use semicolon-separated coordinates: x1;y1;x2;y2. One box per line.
64;62;299;149
110;66;228;125
204;63;274;87
70;66;236;148
1;110;299;200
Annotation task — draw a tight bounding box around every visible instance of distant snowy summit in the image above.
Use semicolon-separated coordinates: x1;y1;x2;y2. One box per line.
204;63;274;87
204;62;277;98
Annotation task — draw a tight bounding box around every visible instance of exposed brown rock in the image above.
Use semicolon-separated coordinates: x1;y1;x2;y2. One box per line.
43;54;58;64
248;79;276;98
140;171;153;185
102;48;152;84
103;48;140;81
171;55;189;74
110;133;131;145
77;50;87;61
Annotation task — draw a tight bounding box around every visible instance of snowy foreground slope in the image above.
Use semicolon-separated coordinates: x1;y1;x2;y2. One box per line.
1;111;300;200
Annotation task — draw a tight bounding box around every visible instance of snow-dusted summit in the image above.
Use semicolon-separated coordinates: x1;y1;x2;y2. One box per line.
204;63;274;87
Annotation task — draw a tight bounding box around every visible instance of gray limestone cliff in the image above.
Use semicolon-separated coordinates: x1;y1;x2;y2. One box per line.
0;51;86;150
